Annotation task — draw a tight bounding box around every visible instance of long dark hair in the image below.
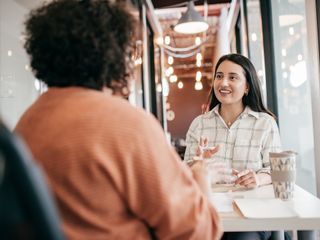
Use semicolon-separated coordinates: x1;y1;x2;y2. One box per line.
207;53;275;118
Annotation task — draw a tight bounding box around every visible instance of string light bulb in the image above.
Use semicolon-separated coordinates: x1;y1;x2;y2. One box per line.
178;81;184;89
196;52;202;61
168;56;174;65
195;37;201;45
196;71;202;81
194;81;203;90
164;36;170;45
165;66;174;77
196;59;201;67
169;75;178;83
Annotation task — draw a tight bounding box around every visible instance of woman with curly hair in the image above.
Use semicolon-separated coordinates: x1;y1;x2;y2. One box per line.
14;0;222;239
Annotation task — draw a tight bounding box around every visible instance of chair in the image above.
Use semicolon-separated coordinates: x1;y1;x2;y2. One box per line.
0;121;64;240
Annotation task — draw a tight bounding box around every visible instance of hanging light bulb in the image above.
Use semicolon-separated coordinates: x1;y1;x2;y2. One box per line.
168;56;174;65
165;66;174;77
169;75;178;83
195;37;201;45
289;27;294;35
196;71;202;81
196;52;202;61
164;35;170;45
194;81;203;90
196;59;201;67
178;81;184;89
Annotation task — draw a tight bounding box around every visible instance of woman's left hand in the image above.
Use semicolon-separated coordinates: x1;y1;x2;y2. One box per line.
235;169;259;188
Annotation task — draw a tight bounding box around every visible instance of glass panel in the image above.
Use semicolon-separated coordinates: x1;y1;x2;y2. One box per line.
270;0;316;194
246;0;267;103
0;0;40;129
154;46;164;128
129;39;144;108
128;3;144;108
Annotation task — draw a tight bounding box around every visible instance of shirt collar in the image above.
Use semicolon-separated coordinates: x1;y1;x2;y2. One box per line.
211;104;259;119
212;105;220;116
242;106;260;119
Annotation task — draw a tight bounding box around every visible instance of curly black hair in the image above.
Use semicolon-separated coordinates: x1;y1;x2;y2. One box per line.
24;0;136;91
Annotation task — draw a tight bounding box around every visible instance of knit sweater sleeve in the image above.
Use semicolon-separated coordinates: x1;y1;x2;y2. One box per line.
108;111;221;240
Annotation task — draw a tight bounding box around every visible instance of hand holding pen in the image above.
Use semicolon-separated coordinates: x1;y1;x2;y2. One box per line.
234;169;260;188
196;136;219;159
186;136;218;169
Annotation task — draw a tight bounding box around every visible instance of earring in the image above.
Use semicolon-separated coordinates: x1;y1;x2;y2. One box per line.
245;90;249;96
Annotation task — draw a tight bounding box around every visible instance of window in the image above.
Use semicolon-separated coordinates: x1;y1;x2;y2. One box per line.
0;0;41;129
270;0;319;194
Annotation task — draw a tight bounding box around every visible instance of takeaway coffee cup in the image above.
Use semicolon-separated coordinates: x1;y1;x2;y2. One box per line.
269;151;297;200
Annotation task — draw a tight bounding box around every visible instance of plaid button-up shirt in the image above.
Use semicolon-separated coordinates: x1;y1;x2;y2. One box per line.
184;105;282;174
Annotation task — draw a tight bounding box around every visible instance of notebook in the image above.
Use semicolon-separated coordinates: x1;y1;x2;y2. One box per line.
234;198;298;218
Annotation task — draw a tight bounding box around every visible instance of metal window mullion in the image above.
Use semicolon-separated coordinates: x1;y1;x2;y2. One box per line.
259;0;278;119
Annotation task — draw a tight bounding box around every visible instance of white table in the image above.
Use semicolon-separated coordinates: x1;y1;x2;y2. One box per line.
214;184;320;240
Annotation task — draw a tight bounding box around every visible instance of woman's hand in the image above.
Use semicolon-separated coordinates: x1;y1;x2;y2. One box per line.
196;136;219;159
190;159;210;195
235;169;259;188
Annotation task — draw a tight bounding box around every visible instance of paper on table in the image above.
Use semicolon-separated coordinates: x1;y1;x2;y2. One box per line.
234;198;298;218
211;183;247;193
210;192;234;213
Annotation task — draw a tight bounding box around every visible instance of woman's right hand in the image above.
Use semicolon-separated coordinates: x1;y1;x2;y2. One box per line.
196;136;219;159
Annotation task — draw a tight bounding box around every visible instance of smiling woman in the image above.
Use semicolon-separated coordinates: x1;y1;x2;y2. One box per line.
184;53;282;240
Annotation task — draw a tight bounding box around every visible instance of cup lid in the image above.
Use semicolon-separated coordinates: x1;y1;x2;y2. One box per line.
269;151;297;158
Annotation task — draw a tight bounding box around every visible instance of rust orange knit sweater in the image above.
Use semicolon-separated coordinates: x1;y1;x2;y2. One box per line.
15;87;221;240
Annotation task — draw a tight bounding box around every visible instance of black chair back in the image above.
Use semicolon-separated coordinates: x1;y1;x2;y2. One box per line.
0;121;64;240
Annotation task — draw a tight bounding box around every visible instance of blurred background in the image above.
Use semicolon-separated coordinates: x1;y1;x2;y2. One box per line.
1;0;320;196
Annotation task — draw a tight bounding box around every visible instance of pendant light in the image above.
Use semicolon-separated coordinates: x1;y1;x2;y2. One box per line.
279;0;303;27
174;1;209;34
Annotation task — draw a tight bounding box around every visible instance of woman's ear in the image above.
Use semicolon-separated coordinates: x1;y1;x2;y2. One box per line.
245;83;250;95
